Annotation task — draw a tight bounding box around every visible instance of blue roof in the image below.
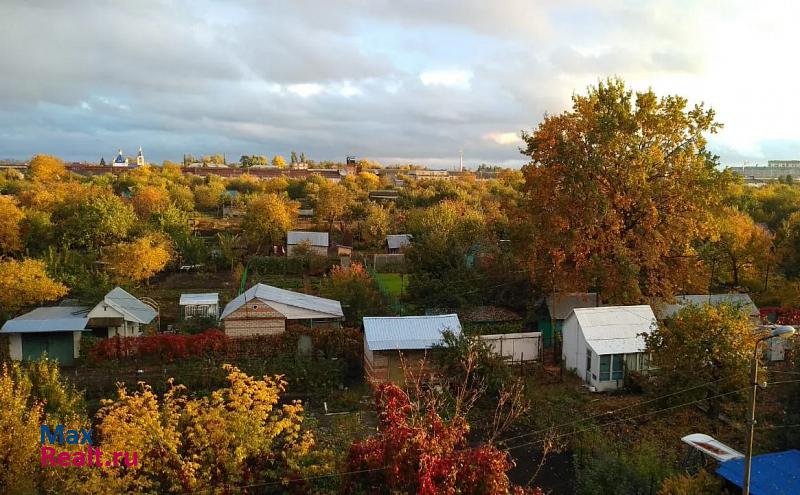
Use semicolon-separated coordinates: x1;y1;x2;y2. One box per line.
717;449;800;494
114;152;126;163
1;306;90;333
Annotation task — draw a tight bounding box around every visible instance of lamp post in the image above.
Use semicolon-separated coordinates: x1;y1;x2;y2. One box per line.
743;325;796;495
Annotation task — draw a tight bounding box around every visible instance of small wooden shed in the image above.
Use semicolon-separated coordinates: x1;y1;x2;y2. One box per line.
179;293;219;320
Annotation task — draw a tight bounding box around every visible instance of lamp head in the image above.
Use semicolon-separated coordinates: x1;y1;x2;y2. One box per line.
770;325;796;339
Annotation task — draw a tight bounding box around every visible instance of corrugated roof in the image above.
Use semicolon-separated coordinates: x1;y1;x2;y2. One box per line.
717;449;800;494
287;231;329;247
179;293;219;306
103;287;157;324
364;314;461;351
571;305;656;356
386;234;412;250
1;306;90;333
656;294;759;320
546;292;600;320
221;283;343;320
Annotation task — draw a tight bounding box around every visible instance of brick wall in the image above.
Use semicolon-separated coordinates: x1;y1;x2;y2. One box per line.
223;299;287;337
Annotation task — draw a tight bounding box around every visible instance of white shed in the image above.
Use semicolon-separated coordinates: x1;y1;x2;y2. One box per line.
87;287;157;338
562;305;657;391
180;293;219;320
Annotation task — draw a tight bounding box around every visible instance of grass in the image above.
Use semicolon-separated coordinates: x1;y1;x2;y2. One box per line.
373;272;408;297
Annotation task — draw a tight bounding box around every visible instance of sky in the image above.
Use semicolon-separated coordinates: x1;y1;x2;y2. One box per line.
0;0;798;169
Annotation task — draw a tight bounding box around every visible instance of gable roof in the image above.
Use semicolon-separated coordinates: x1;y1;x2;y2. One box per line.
546;292;600;320
364;314;461;351
1;306;90;333
655;294;759;320
287;231;329;247
102;287;157;324
220;283;343;320
179;293;219;306
387;234;412;250
570;305;656;355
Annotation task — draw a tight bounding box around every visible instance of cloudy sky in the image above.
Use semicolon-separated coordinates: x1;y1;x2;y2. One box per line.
0;0;797;168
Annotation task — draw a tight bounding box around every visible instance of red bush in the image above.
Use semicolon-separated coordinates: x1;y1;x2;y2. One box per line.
88;330;226;362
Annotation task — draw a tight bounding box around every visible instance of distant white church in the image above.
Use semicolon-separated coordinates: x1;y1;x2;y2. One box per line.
109;147;145;167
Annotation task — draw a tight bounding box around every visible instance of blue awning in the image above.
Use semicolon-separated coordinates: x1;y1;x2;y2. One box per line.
717;449;800;495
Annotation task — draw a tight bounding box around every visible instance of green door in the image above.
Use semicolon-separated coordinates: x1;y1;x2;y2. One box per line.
22;332;75;365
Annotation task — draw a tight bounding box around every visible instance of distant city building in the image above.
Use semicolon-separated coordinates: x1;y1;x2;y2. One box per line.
728;161;800;184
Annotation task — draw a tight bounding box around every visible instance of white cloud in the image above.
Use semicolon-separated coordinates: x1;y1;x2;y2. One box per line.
287;83;324;98
483;132;522;145
419;69;473;89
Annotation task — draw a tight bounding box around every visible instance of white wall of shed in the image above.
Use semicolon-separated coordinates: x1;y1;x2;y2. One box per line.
73;331;82;359
8;334;22;360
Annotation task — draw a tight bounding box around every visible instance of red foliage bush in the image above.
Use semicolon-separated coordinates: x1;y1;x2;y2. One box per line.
88;330;226;362
347;382;542;495
760;307;800;325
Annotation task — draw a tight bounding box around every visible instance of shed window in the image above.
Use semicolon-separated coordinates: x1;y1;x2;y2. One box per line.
599;355;610;381
599;353;626;382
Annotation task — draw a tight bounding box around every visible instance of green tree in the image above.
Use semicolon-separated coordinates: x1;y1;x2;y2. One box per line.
53;192;136;249
520;78;730;304
321;263;386;325
241;193;298;254
290;151;299;164
644;303;759;418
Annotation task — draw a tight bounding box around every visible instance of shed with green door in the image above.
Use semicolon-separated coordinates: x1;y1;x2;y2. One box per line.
1;306;88;366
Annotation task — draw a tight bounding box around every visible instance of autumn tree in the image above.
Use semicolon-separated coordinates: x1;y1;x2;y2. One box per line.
271;154;287;168
102;233;173;283
193;178;226;210
520;78;730;304
0;258;68;315
28;154;67;182
777;211;800;279
644;303;760;418
702;207;773;288
132;185;170;218
358;203;390;247
0;196;23;253
347;382;540;495
321;263;387;324
241;193;298;254
313;182;352;232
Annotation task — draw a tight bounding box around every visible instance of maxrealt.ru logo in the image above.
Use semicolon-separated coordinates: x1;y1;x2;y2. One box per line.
40;425;139;468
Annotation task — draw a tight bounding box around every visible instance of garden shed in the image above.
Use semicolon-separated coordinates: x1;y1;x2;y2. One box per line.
287;231;329;256
386;234;412;253
180;293;219;320
363;314;461;383
1;306;89;365
539;292;600;347
87;287;157;338
221;283;343;337
561;305;656;392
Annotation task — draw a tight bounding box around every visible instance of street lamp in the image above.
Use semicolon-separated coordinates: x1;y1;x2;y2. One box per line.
743;325;796;495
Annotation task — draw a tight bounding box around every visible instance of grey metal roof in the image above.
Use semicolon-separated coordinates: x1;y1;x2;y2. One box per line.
656;294;759;320
179;293;219;306
1;306;90;333
570;305;657;356
287;231;329;247
364;314;462;351
103;287;157;324
387;234;412;250
221;283;343;320
546;292;600;320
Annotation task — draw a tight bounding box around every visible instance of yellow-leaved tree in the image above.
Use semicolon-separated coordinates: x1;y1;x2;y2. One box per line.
102;233;172;283
69;365;329;494
241;193;298;254
0;196;24;253
0;258;67;316
132;185;170;218
28;154;67;182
